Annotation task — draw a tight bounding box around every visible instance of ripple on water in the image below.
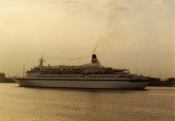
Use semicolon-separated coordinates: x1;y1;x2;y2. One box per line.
0;84;175;121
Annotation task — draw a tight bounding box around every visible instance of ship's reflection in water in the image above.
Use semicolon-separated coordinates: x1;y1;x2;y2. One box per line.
0;84;175;121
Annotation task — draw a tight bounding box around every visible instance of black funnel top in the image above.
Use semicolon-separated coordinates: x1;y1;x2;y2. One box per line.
92;54;97;59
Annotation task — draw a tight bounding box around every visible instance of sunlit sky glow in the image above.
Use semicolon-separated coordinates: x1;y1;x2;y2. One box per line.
0;0;174;79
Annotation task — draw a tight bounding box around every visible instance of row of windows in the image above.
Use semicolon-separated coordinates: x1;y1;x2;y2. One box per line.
26;78;134;81
45;69;81;70
37;76;85;77
36;76;121;77
44;68;112;71
46;68;66;70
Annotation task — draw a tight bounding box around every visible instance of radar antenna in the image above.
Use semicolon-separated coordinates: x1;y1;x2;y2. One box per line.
39;55;46;67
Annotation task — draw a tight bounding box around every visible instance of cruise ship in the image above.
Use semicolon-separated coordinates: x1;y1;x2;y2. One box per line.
13;54;149;89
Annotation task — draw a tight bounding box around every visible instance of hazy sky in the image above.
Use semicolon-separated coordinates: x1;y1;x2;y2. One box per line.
0;0;174;79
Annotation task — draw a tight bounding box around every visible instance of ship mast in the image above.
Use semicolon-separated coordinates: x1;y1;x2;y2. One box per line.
39;55;44;68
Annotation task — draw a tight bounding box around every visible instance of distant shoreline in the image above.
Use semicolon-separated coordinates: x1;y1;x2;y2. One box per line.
147;77;175;87
147;85;175;87
0;78;15;83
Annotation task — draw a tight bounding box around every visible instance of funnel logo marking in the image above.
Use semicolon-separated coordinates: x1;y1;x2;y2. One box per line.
92;60;97;63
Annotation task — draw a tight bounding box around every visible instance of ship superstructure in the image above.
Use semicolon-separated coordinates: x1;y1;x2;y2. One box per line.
13;54;149;89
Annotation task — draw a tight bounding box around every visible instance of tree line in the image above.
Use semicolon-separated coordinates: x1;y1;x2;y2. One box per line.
0;72;5;78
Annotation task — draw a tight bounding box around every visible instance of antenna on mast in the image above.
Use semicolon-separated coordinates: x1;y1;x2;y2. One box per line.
39;54;45;67
23;65;25;78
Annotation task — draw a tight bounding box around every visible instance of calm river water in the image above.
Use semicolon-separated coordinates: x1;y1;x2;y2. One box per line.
0;83;175;121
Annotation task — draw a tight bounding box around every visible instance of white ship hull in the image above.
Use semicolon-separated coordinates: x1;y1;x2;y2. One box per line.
14;54;150;90
13;79;149;89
